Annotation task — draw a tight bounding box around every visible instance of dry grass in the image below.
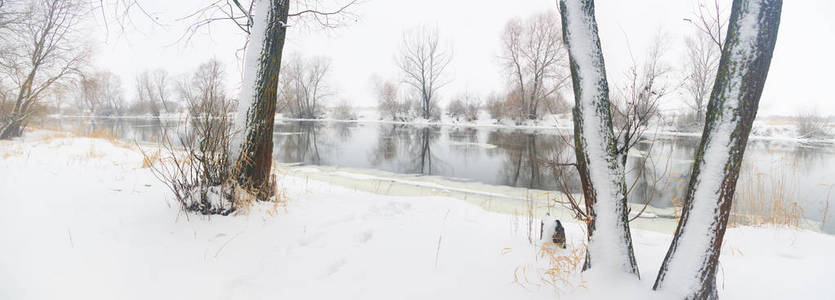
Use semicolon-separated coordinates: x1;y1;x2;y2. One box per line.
667;166;805;229
511;199;587;296
536;242;586;291
729;167;804;228
0;147;23;159
83;144;104;159
512;241;586;295
141;150;160;168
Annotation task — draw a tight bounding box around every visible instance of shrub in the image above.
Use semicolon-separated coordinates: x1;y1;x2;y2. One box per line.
332;100;357;120
142;60;243;215
796;112;832;139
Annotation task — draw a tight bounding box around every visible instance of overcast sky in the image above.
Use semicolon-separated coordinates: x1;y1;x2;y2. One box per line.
92;0;835;116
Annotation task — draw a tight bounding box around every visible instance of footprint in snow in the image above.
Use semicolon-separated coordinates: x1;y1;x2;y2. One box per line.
323;258;347;277
368;201;412;217
355;230;374;244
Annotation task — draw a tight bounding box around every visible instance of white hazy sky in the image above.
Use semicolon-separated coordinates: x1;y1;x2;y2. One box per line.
92;0;835;116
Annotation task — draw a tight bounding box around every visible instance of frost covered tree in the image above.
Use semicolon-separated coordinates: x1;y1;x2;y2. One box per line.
653;0;782;298
558;0;639;276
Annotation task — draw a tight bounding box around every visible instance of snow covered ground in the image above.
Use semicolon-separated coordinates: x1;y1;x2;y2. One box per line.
1;130;834;299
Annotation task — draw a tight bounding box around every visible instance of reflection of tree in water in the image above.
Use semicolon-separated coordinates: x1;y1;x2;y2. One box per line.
625;140;677;208
332;122;355;143
624;136;709;208
370;124;405;166
788;143;829;170
409;127;443;174
273;121;328;165
136;119;165;143
370;124;444;175
447;127;480;156
488;130;566;190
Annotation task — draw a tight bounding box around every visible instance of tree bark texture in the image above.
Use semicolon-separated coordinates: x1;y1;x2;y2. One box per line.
558;0;639;276
653;1;782;298
232;0;290;199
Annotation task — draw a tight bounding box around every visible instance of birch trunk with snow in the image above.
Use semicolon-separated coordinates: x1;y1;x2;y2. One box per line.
230;0;289;199
653;0;782;298
558;0;639;276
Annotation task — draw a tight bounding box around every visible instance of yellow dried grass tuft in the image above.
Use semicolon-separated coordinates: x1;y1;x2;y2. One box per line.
729;166;804;228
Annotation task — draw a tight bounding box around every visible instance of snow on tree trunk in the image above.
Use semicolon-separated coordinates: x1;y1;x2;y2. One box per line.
653;0;782;298
230;0;289;199
0;118;24;139
558;0;639;276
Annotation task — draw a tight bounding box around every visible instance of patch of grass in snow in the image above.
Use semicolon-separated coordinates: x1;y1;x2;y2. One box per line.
83;143;105;159
513;241;587;295
0;147;23;159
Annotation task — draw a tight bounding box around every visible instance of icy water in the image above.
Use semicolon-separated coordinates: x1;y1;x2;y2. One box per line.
43;117;835;233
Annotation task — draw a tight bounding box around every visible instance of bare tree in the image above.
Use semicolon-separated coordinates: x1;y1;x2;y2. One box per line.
0;0;88;139
135;70;160;117
331;99;355;120
177;60;228;117
80;71;125;116
282;54;332;119
228;0;359;201
679;0;726;130
396;27;452;120
134;68;173;117
558;0;640;276
144;58;238;215
446;93;480;122
0;0;22;29
152;69;172;112
375;79;401;121
685;0;729;52
611;33;671;166
654;0;782;297
500;12;569;121
682;34;719;127
485;92;507;120
796;111;832;139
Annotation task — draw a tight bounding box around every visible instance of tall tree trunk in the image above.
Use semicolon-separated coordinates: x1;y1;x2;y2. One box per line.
558;0;639;276
653;0;782;298
0;118;24;139
230;0;290;199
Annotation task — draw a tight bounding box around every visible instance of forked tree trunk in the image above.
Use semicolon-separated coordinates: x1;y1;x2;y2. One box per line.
558;0;639;276
230;0;290;199
653;0;782;298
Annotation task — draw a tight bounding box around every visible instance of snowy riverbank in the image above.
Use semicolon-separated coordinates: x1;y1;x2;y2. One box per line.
46;113;834;144
1;131;834;299
281;109;835;144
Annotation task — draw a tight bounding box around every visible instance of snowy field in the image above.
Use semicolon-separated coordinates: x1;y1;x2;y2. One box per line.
1;130;834;299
